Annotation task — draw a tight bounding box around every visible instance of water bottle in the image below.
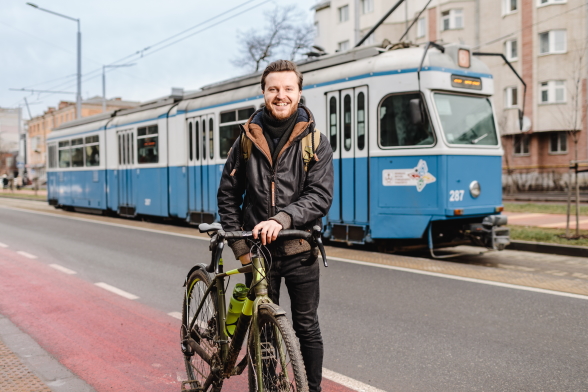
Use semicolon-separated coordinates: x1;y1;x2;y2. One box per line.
225;283;248;336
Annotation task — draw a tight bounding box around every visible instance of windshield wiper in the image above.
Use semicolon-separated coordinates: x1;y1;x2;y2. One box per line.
471;133;488;144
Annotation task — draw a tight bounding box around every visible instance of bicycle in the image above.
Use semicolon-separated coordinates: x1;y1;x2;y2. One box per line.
180;223;328;392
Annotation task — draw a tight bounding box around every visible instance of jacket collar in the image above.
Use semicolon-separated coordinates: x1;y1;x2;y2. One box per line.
243;105;314;166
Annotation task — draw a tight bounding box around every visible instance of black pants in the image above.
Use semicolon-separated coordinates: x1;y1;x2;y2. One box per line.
265;251;323;392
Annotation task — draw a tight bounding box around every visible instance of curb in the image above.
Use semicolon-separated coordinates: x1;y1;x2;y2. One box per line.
507;240;588;258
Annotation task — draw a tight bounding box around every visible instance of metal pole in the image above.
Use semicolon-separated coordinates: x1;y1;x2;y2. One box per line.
76;20;82;119
566;164;572;237
102;66;106;113
575;163;580;237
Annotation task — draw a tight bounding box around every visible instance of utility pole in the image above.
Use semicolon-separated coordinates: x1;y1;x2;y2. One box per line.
27;3;82;119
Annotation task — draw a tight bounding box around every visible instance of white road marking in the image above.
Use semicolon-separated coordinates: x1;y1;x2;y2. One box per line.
328;256;588;301
168;312;182;320
17;251;37;259
322;368;387;392
0;242;8;248
95;282;139;300
0;206;209;241
49;264;77;275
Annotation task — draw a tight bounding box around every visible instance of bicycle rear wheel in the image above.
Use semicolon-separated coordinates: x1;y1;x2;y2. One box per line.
248;308;309;392
182;269;219;391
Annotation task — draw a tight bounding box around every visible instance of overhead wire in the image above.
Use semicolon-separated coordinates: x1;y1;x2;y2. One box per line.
23;0;275;104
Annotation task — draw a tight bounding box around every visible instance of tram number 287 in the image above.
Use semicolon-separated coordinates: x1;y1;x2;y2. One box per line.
449;190;465;202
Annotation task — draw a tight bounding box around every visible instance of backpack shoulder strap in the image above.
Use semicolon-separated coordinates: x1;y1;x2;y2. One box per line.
240;125;253;162
301;128;322;172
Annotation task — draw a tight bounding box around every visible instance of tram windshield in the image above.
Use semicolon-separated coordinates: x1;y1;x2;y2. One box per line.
433;93;498;146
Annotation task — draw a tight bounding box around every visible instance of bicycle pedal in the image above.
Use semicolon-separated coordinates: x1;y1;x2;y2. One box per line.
181;380;203;391
260;342;276;360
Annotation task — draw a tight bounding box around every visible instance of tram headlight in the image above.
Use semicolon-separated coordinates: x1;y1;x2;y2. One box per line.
470;181;481;198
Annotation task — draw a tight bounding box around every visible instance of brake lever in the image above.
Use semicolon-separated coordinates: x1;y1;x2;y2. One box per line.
311;225;328;267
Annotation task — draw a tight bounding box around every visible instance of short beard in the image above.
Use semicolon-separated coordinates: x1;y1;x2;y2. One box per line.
265;101;298;120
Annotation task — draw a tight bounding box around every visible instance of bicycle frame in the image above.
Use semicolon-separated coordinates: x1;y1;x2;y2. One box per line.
186;245;277;389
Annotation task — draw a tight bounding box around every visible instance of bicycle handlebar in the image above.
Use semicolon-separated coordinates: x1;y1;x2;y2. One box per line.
198;223;328;273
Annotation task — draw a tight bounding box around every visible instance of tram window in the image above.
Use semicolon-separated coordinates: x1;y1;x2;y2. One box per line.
85;135;99;167
433;93;498;145
188;122;193;161
58;140;71;168
137;125;159;164
209;118;214;159
238;108;255;120
343;94;352;151
202;119;207;159
221;111;236;123
219;106;255;158
70;138;84;167
379;93;434;147
329;96;337;152
195;121;200;160
118;135;122;165
357;92;366;150
220;124;241;158
48;145;57;168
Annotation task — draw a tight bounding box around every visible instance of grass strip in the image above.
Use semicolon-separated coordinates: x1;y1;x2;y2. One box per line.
505;202;588;215
509;225;588;247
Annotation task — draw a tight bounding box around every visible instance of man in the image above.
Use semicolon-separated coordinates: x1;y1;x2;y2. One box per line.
217;59;334;392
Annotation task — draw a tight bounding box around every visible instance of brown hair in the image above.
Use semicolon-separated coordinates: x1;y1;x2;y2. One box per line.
261;60;303;91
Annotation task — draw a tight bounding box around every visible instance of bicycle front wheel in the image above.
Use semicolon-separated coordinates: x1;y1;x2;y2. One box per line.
248;308;309;392
182;268;219;391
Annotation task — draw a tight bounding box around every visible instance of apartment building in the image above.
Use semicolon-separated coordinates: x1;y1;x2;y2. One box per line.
312;0;588;190
27;97;138;181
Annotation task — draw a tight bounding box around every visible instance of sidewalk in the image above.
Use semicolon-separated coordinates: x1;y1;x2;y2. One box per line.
0;314;95;392
504;211;588;230
0;187;47;197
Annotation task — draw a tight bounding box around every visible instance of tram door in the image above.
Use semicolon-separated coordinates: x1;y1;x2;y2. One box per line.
187;114;214;219
117;129;135;214
326;86;369;224
186;117;201;214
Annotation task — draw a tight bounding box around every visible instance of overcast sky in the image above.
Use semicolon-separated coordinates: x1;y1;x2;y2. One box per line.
1;0;318;119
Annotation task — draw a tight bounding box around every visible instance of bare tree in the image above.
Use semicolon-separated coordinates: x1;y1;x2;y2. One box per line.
232;5;314;72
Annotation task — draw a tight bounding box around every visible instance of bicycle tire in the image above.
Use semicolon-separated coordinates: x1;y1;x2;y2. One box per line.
182;268;220;391
248;308;309;392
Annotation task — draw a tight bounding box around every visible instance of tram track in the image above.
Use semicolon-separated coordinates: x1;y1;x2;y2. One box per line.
2;197;587;297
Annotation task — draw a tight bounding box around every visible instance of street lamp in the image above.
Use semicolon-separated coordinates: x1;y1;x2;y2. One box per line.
102;64;135;113
27;2;82;120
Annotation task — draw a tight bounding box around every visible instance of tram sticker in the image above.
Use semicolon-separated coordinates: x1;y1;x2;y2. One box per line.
382;159;436;192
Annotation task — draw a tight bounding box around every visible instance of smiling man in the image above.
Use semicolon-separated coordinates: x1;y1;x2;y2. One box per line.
218;60;334;392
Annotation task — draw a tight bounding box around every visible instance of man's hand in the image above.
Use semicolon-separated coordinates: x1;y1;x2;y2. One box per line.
252;220;283;245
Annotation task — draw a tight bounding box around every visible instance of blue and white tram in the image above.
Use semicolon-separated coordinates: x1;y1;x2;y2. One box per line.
47;43;510;252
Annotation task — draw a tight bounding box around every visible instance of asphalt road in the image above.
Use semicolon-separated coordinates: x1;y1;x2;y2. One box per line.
1;206;588;391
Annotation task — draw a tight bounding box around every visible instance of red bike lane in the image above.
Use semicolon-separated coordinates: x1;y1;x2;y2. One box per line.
0;247;354;392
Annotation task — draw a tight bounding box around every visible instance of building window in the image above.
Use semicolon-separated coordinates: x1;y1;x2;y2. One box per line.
441;9;463;31
513;134;530;155
417;18;426;38
361;0;373;14
549;132;567;154
504;39;518;61
503;0;518;14
338;40;350;52
538;0;566;5
539;30;566;54
339;5;349;22
504;87;518;108
540;81;566;103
